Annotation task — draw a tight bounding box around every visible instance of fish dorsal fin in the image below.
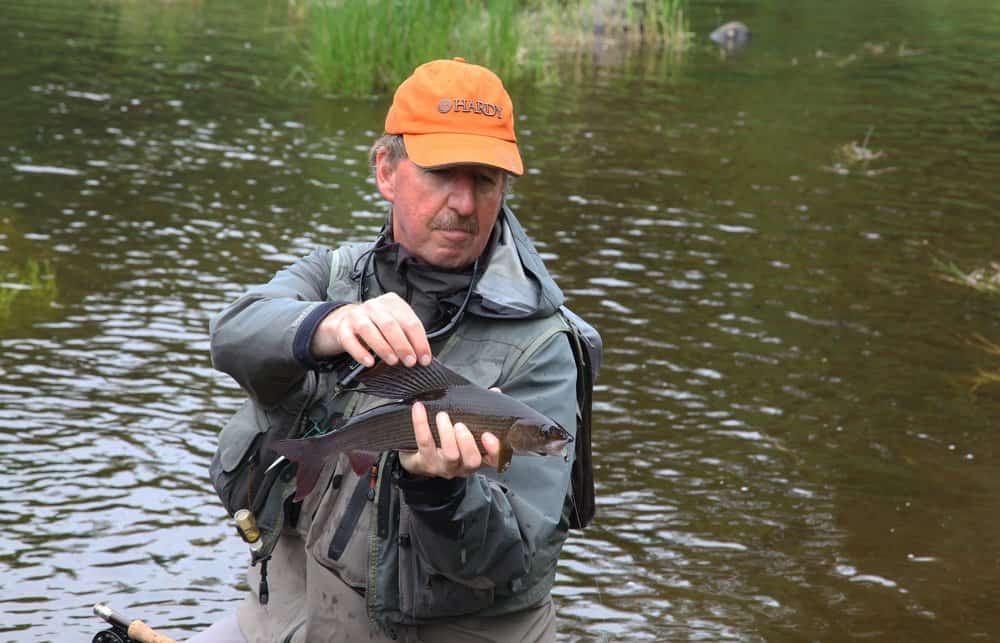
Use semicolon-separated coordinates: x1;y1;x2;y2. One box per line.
356;358;471;401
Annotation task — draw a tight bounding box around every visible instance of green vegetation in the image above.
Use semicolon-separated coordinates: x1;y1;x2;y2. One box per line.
968;335;1000;394
935;259;1000;393
935;259;1000;296
837;128;885;167
0;258;58;322
306;0;527;95
541;0;688;46
303;0;689;96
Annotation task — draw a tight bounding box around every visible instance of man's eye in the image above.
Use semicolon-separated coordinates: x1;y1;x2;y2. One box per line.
477;174;497;185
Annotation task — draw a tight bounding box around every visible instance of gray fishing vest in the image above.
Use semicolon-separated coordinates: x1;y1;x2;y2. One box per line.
210;241;593;639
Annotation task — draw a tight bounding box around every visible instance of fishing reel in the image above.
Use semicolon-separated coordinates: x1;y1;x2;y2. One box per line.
91;602;176;643
92;626;134;643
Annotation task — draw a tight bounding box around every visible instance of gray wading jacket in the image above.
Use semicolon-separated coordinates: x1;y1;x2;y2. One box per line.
209;207;584;640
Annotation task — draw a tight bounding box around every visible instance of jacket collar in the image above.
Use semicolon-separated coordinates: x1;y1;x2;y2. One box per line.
366;204;564;321
472;204;564;319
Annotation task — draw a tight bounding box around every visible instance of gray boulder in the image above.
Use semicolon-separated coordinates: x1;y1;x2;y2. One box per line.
710;21;751;47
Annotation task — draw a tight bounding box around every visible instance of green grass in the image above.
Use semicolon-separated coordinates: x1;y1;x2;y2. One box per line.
303;0;688;97
934;258;1000;393
934;258;1000;296
968;335;1000;394
306;0;530;96
532;0;689;46
0;258;58;321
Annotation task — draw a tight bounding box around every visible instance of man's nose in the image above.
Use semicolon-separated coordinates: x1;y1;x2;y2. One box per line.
447;172;476;215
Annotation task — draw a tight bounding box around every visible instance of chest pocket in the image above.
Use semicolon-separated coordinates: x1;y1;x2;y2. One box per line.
305;456;373;590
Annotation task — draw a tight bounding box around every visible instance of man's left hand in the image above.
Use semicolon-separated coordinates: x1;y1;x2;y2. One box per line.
399;401;501;478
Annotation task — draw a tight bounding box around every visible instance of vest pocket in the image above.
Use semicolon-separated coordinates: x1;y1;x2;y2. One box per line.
397;503;495;620
209;399;271;514
304;458;371;590
328;473;371;560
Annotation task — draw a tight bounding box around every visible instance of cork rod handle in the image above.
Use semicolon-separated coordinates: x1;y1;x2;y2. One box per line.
128;620;180;643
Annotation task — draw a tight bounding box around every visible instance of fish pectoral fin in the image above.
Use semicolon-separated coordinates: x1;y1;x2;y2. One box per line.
347;450;380;476
292;463;322;502
357;358;471;400
496;442;513;473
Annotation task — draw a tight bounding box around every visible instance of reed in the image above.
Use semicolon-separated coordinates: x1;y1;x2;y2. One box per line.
644;0;689;44
304;0;688;96
969;335;1000;395
306;0;531;96
934;259;1000;394
0;259;58;321
533;0;689;47
934;259;1000;296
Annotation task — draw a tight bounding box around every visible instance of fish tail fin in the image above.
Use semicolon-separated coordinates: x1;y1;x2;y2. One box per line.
270;437;333;502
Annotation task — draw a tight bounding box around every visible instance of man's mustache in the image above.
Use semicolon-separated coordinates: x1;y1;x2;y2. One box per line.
430;213;478;234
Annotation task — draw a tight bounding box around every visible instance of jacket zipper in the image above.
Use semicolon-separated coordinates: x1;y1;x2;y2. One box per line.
250;369;320;605
367;451;399;637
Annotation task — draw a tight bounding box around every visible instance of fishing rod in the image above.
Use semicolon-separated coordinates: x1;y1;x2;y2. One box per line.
92;603;178;643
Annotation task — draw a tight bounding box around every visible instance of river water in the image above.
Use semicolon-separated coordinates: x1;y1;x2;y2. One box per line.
1;0;998;641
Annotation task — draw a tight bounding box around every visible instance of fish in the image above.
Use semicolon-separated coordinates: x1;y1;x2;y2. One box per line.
270;358;573;501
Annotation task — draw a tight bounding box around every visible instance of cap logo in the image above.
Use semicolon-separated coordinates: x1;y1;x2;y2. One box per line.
440;97;503;120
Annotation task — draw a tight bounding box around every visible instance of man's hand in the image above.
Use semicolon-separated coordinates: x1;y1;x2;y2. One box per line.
311;292;432;367
399;402;501;478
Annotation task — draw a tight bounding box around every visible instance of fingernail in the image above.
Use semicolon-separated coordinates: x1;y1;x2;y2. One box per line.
403;355;416;367
419;354;432;366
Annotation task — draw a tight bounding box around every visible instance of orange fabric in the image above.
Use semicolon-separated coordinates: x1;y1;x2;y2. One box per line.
385;58;523;176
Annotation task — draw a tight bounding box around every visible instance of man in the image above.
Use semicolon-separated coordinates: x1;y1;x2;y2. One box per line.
198;58;596;643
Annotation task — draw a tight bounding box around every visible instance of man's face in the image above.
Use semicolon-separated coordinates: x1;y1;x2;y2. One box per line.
376;152;504;269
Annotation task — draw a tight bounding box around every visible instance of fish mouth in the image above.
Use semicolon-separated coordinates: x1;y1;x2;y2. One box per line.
540;437;572;457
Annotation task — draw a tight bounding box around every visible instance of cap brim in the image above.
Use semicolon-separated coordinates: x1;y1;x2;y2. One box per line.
403;133;523;176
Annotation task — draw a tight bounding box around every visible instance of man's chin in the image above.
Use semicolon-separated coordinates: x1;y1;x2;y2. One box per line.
434;229;476;244
425;247;476;270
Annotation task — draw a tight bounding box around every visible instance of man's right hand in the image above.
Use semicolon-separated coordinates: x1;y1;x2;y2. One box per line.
310;292;432;368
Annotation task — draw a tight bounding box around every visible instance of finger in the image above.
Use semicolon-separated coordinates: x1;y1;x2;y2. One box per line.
351;315;397;365
410;401;438;469
337;324;376;367
435;412;461;468
454;423;482;472
369;314;408;365
388;300;431;366
403;316;433;366
480;431;501;469
399;403;431;475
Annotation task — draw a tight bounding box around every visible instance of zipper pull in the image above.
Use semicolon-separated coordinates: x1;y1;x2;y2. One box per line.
367;463;378;501
258;556;270;605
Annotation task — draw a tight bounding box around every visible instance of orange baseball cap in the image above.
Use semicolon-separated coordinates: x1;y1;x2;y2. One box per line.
384;58;523;176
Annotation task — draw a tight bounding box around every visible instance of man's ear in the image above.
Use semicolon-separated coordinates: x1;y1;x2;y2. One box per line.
375;149;397;203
